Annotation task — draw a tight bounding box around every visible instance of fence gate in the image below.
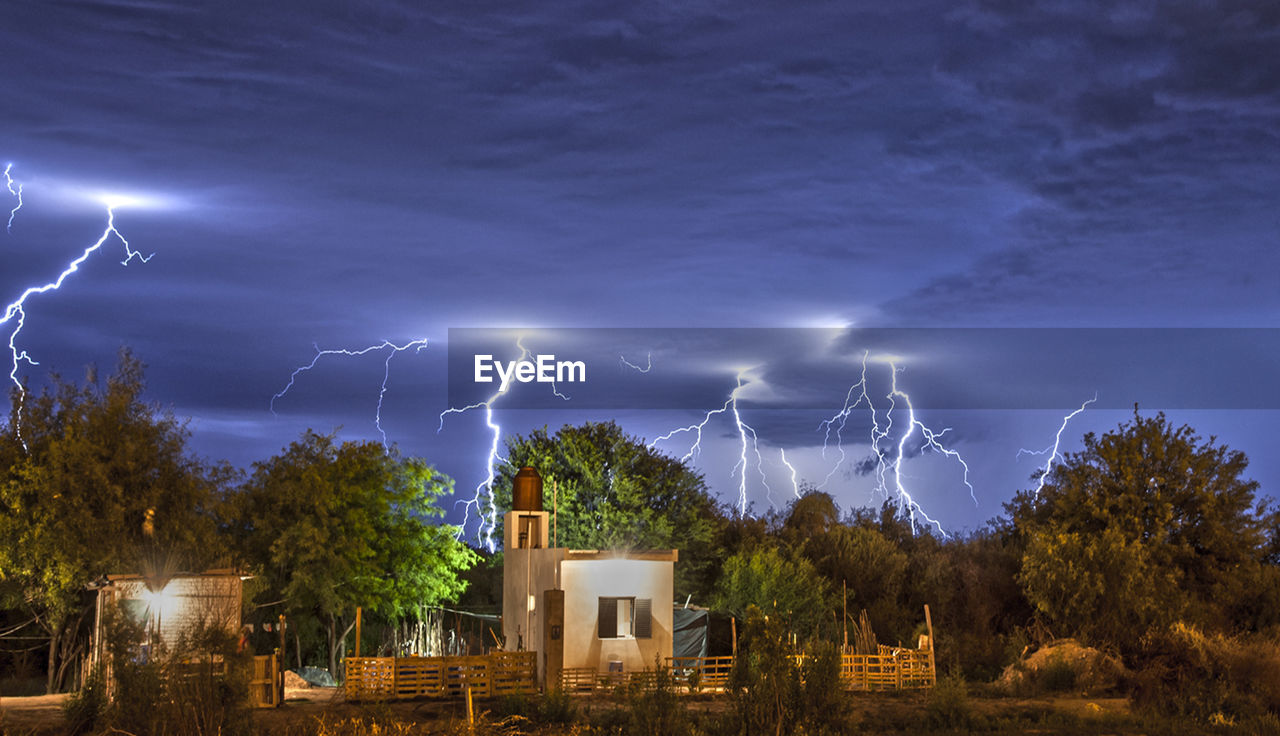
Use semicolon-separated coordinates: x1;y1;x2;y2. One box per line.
249;653;282;708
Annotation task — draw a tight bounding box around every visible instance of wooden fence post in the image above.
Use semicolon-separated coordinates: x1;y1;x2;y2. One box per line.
924;604;936;687
272;650;281;707
466;683;474;731
355;606;362;659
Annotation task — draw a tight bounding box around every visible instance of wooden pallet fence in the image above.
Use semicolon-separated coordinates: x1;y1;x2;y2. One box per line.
895;649;936;689
391;657;444;698
658;650;935;693
556;667;664;694
346;651;535;701
490;651;539;695
552;648;934;697
559;667;599;693
667;656;734;691
841;649;935;690
444;656;491;698
346;657;397;700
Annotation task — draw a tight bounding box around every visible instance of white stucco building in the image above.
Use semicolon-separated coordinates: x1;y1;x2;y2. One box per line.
501;467;676;687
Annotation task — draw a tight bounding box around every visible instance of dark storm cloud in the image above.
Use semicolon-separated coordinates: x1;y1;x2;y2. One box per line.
882;0;1280;324
3;0;1276;527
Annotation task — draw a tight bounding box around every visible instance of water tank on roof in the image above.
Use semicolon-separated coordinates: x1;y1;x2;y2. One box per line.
512;466;543;511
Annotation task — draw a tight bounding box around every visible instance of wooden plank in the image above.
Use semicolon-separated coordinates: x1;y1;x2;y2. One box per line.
666;656;734;691
924;604;937;688
249;654;278;708
345;652;536;701
560;667;598;693
345;647;924;702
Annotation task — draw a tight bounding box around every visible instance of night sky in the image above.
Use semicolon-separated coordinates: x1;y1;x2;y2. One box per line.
3;1;1278;540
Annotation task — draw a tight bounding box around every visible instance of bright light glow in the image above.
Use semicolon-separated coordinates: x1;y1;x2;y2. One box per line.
797;315;852;330
37;179;182;213
867;352;909;366
95;192;163;210
439;337;531;552
143;586;181;622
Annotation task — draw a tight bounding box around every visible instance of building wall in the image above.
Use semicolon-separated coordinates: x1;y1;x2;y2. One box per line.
501;547;564;659
560;559;673;673
108;576;241;650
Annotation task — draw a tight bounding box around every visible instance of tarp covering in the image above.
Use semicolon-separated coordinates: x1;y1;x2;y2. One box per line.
295;666;338;687
673;606;708;659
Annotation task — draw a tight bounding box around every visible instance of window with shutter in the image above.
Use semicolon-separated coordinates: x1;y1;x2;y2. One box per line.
634;598;652;638
598;597;648;639
598;597;617;639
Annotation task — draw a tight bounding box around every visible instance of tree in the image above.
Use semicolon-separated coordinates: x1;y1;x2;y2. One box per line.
228;431;476;676
728;604;801;736
932;527;1033;679
776;492;911;643
0;350;227;692
1007;408;1280;652
726;603;850;736
492;422;725;601
713;545;830;637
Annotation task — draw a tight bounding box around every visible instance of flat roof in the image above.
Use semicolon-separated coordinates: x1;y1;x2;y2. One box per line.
563;549;678;562
103;568;245;582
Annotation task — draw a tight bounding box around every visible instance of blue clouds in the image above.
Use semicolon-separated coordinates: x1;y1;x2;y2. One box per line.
1;0;1276;530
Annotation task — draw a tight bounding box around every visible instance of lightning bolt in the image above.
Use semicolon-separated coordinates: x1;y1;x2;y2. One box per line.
649;399;728;464
779;447;800;499
438;335;568;551
882;363;963;535
270;338;429;448
4;164;22;232
1017;394;1097;495
650;368;773;514
817;352;975;536
2;192;153;446
620;352;652;373
818;350;878;488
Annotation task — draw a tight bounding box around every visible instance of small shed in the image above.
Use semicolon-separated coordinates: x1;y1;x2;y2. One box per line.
91;569;244;663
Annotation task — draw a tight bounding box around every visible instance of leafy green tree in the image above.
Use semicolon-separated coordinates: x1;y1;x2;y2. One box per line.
1008;409;1279;652
933;527;1033;679
228;431;476;676
777;492;910;643
727;604;849;736
0;351;227;692
1019;526;1175;646
713;545;830;637
493;422;725;601
728;604;801;736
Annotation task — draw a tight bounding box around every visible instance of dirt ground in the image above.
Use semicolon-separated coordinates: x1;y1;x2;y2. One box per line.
1;688;1140;734
0;693;69;731
0;687;344;732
